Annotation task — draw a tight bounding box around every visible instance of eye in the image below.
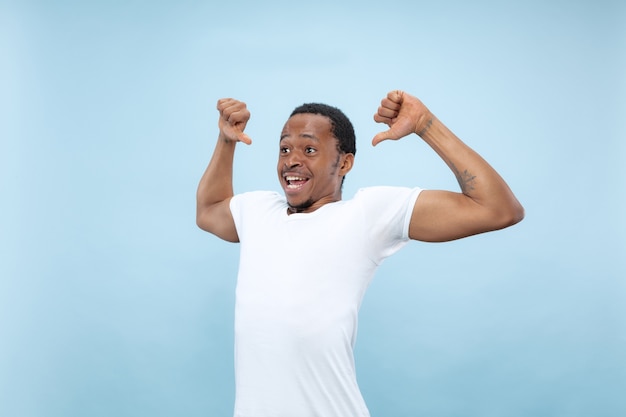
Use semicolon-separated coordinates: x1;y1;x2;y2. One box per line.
280;146;290;154
305;147;317;154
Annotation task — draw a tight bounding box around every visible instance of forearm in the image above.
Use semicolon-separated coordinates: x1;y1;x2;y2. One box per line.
196;134;237;214
419;116;524;222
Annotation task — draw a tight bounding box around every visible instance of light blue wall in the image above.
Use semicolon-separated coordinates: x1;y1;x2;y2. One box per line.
1;1;624;416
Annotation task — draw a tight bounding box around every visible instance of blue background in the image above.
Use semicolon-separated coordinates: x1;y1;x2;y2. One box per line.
1;1;625;416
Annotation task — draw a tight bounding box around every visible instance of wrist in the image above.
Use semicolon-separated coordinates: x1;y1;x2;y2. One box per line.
415;112;435;137
218;132;237;145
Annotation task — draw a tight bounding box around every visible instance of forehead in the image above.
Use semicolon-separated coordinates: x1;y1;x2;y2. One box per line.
281;113;333;138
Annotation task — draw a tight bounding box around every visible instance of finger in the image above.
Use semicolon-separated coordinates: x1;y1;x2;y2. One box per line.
373;113;392;125
376;105;398;120
237;132;252;145
371;128;398;146
217;99;249;122
226;108;250;125
221;123;252;145
216;98;237;113
387;89;405;104
380;97;402;112
222;103;249;122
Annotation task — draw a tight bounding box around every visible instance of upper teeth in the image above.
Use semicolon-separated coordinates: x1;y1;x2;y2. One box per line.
286;176;305;181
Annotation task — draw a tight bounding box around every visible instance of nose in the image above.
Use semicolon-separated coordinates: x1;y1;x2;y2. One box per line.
284;151;303;169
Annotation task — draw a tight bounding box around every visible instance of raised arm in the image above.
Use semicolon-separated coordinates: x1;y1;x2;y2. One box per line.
196;98;251;242
372;90;524;242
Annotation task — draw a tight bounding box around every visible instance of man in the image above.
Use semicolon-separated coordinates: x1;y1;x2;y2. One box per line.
196;90;524;417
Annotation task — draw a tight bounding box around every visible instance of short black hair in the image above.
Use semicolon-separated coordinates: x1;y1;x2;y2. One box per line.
290;103;356;156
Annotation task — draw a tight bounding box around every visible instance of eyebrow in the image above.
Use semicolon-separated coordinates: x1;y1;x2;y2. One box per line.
279;133;320;142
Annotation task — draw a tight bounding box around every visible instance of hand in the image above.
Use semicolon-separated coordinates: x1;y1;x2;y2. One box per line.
372;90;433;146
216;98;252;145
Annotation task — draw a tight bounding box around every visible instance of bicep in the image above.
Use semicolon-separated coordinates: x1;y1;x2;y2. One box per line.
196;197;239;243
408;190;505;242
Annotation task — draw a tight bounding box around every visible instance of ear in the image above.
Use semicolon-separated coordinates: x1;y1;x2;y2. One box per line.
339;153;355;176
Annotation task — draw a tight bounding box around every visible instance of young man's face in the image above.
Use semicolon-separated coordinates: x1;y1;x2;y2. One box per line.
277;113;353;214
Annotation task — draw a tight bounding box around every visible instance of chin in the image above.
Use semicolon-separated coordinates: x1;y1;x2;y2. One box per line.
287;197;314;212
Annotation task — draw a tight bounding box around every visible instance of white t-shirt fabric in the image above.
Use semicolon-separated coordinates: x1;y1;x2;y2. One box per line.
229;186;422;417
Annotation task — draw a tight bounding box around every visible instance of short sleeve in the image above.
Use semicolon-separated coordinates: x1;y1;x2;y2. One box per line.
354;186;422;263
230;191;285;237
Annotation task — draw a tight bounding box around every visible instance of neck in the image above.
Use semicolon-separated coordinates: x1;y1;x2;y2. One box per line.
286;193;342;215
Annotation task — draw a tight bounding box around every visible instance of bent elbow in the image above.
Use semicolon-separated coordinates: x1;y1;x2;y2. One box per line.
196;214;207;231
513;203;525;225
498;201;525;229
196;205;213;232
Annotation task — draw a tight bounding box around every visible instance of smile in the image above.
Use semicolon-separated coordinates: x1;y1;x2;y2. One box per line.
285;176;309;190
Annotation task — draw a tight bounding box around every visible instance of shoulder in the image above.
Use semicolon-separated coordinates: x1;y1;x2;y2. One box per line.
351;186;423;205
344;186;424;261
230;190;286;215
350;186;423;230
231;190;283;203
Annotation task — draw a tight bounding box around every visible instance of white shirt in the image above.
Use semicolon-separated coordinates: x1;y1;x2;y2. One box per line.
229;186;421;417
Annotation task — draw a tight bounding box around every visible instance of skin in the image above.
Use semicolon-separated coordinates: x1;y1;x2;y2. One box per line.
278;114;354;214
196;91;524;243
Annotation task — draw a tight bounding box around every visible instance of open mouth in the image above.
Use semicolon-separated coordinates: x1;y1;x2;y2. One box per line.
285;175;309;190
